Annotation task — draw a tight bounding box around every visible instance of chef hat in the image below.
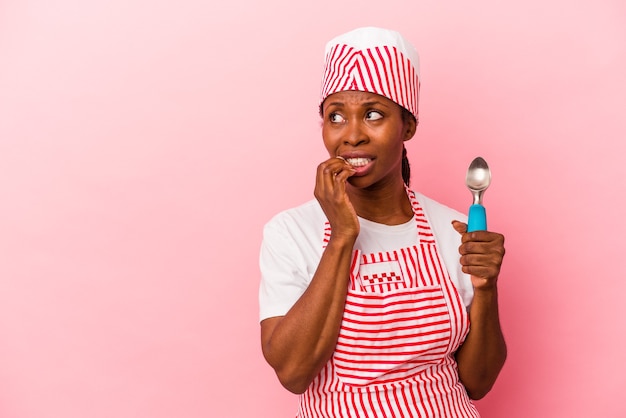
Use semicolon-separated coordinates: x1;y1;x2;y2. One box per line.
320;27;420;121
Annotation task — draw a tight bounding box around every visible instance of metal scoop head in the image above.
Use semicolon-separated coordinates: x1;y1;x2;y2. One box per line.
466;157;491;205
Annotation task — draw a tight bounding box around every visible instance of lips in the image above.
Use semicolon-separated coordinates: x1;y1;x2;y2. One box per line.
345;157;372;167
339;154;375;176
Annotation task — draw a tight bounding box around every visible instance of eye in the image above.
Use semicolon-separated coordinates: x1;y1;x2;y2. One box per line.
365;110;383;121
329;112;345;123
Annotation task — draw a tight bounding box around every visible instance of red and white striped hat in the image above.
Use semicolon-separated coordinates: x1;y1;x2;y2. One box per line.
320;27;420;121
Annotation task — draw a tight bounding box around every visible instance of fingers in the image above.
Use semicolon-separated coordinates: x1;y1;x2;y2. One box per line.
324;157;355;179
314;157;360;239
316;157;355;195
313;157;356;207
459;253;503;274
452;220;467;234
453;220;505;285
457;234;505;263
453;220;503;245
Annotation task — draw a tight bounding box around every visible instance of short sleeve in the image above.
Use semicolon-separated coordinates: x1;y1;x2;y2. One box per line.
258;220;311;322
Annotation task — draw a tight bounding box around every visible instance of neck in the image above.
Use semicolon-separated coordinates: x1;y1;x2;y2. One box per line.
347;178;413;225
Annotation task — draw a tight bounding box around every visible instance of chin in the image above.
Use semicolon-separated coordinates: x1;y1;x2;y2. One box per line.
347;176;377;190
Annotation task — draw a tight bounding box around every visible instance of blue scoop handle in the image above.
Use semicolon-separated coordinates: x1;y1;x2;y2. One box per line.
467;204;487;232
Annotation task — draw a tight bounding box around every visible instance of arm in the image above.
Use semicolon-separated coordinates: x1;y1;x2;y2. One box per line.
260;157;357;394
452;221;507;400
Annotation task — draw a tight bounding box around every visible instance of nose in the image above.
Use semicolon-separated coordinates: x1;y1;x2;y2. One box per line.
343;120;368;146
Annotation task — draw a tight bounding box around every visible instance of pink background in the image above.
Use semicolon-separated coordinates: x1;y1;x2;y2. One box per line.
1;0;625;417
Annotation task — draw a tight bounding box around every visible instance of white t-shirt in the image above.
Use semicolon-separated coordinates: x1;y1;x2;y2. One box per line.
259;191;473;321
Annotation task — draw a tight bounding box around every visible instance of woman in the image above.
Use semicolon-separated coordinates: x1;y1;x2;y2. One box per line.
259;27;506;417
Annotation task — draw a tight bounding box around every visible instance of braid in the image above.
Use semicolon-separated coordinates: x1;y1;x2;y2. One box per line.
400;108;415;187
402;146;411;186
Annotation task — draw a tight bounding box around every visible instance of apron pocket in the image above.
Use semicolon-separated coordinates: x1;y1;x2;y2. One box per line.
333;285;452;386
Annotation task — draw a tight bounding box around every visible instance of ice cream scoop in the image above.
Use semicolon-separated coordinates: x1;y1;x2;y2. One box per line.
465;156;491;232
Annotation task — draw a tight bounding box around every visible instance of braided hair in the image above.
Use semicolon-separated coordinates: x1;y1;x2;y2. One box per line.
402;146;411;187
401;108;416;187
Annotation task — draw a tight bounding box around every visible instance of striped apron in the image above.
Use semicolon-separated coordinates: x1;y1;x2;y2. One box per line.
297;190;479;417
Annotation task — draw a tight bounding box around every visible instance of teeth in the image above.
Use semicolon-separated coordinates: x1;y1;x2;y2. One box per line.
346;157;371;167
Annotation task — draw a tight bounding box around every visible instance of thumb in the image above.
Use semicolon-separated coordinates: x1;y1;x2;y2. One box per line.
452;220;467;235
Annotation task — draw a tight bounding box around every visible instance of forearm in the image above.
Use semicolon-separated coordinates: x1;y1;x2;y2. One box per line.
261;235;354;393
455;287;507;400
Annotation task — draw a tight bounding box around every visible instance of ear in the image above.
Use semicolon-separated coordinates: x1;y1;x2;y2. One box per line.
403;115;417;141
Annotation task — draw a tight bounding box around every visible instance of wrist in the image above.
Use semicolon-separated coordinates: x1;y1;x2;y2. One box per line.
327;232;357;248
472;286;499;302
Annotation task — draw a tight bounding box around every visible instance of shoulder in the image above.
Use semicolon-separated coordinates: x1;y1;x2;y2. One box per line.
412;191;466;223
262;199;328;253
263;199;326;234
410;190;464;248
